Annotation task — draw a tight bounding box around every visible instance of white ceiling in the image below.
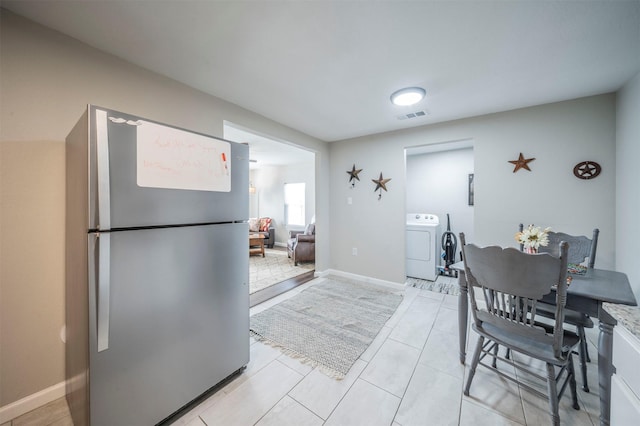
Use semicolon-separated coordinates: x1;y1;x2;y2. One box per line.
223;123;314;169
3;1;639;144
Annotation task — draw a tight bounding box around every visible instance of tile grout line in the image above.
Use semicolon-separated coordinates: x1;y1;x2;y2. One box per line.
307;287;428;425
250;358;306;426
388;292;444;425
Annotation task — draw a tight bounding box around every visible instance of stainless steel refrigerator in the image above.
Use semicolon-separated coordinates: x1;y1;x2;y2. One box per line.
65;106;250;426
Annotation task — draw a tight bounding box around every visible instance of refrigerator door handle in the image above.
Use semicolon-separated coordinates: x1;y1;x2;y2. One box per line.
95;108;111;230
97;232;111;352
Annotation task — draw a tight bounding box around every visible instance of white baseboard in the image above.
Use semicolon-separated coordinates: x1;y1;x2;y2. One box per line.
0;380;66;424
319;269;405;290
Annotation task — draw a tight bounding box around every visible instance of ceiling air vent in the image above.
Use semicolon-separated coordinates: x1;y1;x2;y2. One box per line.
397;110;428;120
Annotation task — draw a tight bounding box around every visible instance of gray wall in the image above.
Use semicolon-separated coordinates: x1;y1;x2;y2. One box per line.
0;11;329;407
406;147;475;247
616;71;640;298
330;95;618;284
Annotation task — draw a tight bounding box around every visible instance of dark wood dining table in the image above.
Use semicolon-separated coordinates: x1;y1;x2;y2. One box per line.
451;261;637;426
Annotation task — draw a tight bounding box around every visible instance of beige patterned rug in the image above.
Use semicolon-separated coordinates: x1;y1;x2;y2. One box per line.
250;277;403;377
250;248;314;294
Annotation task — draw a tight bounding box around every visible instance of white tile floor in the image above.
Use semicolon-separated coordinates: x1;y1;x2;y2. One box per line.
170;276;603;426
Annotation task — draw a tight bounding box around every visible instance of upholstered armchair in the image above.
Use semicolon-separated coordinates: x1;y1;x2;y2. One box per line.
287;223;315;265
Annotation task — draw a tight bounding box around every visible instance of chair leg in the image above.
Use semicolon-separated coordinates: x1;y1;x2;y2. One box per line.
492;343;499;368
582;326;592;363
568;354;580;410
577;326;590;392
545;363;560;426
464;336;484;396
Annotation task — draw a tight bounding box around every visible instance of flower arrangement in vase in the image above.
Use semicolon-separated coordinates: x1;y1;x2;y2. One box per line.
515;224;551;253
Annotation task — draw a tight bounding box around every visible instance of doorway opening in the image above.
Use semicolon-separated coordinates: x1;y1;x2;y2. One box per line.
223;122;316;306
404;139;474;292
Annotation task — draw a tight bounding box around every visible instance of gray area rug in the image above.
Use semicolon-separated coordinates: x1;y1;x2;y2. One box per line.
250;248;314;294
406;276;460;296
250;277;403;377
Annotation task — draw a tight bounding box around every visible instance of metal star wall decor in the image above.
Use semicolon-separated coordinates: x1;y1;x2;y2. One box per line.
372;172;391;200
573;161;601;180
347;164;363;187
508;152;535;173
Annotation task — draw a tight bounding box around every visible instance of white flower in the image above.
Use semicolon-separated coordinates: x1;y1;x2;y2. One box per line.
515;225;551;250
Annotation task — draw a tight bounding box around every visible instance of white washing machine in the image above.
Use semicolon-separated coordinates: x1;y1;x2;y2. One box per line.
406;213;441;281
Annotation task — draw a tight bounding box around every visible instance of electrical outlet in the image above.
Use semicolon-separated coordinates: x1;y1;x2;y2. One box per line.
352;247;358;256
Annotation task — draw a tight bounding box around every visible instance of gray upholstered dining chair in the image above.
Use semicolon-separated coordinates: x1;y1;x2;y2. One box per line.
460;233;580;426
519;223;599;392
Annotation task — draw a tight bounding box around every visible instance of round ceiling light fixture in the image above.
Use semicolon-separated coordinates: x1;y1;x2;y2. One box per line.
390;87;426;106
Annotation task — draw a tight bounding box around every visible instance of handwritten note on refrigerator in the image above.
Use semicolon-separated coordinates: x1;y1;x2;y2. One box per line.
137;121;231;192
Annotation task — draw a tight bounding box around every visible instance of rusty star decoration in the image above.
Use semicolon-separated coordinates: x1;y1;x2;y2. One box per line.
347;164;363;187
508;152;535;173
372;172;391;199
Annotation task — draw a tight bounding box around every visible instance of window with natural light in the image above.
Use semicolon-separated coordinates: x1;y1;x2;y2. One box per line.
284;182;305;226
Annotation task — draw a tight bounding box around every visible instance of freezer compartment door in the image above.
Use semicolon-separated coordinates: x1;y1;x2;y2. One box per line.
87;223;249;426
89;106;249;229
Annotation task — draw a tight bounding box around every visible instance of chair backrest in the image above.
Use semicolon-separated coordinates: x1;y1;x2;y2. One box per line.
518;224;599;268
460;232;569;358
